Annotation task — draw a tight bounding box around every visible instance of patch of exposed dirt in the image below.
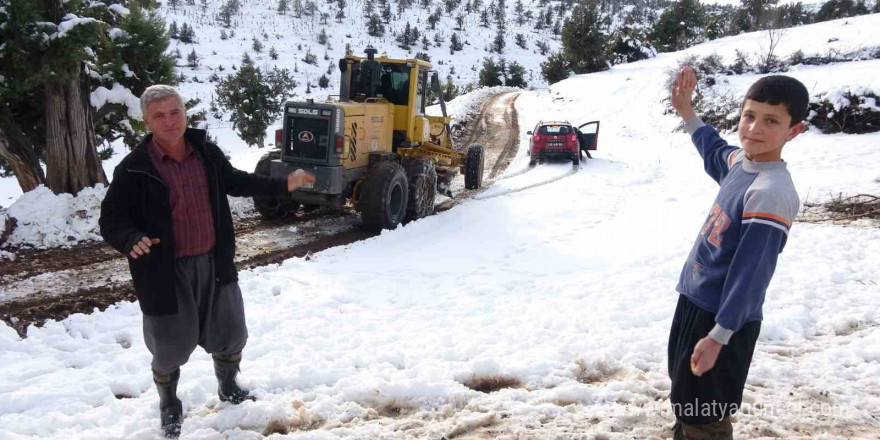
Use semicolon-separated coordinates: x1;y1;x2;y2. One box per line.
457;375;522;394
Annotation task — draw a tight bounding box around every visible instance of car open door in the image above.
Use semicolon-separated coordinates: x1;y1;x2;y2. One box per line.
577;121;600;151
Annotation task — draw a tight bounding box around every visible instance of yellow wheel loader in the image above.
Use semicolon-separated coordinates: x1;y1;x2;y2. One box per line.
253;47;485;231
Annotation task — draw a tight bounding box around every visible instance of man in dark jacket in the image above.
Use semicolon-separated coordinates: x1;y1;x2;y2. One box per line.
99;85;314;438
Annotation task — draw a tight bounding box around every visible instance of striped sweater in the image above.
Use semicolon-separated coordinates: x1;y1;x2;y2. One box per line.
676;117;800;345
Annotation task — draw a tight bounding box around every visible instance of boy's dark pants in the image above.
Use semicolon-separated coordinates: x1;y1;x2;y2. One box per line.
668;295;760;439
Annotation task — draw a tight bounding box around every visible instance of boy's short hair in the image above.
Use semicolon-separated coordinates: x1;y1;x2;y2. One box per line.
743;76;809;126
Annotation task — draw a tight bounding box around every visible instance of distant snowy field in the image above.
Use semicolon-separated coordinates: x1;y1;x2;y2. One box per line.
2;14;880;440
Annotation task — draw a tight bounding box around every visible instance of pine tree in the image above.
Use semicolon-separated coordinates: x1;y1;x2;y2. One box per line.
535;40;549;54
305;0;318;16
303;48;318;65
540;51;569;83
220;29;229;40
515;33;526;49
368;14;385;36
478;58;504;86
493;28;505;53
219;0;241;26
318;74;330;88
398;22;413;48
187;49;200;67
270;46;279;60
742;0;780;29
426;9;441;29
252;36;264;53
495;0;506;24
318;28;328;44
336;8;346;21
561;0;609;74
179;23;195;43
649;0;705;52
169;0;181;10
216;64;298;148
422;34;430;50
382;1;393;22
443;75;459;100
278;0;289;14
505;61;527;87
480;9;490;27
450;32;464;52
169;21;179;39
0;1;174;194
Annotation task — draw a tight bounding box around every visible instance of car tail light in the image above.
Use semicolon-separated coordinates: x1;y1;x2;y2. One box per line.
275;129;283;145
570;134;577;143
533;134;540;142
335;134;344;154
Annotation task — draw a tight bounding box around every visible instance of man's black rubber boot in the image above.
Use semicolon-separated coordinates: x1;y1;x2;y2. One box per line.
153;369;183;438
213;352;256;404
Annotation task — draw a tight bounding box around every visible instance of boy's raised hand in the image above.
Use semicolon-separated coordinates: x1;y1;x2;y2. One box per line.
671;66;697;121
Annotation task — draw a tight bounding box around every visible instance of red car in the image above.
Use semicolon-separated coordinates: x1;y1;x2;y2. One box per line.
527;120;600;166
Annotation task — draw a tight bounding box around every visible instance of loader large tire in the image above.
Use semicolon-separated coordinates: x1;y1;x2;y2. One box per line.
359;161;409;231
403;157;437;223
253;150;296;219
464;144;484;190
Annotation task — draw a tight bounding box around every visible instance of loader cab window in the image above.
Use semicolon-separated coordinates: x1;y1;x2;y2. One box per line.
416;69;426;115
348;62;367;101
378;63;410;106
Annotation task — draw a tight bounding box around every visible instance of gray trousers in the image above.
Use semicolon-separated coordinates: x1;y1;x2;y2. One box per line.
143;253;248;374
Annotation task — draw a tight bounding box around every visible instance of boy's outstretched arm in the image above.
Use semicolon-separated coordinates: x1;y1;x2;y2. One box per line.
671;66;739;183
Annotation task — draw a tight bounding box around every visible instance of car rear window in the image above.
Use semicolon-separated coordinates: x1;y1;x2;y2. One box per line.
539;125;571;134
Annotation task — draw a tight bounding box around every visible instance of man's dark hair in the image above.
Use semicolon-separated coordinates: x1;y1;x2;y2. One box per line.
743;75;810;126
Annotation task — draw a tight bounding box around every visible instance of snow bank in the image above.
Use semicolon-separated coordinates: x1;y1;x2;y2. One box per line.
2;186;257;250
3;185;107;249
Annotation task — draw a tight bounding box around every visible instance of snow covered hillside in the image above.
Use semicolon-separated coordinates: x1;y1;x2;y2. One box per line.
2;13;880;440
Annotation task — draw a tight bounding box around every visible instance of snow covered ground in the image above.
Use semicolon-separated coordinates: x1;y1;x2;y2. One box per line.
2;14;880;440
